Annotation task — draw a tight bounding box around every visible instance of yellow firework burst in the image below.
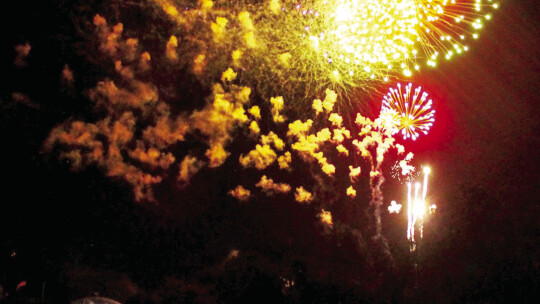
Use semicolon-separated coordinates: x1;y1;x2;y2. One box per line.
283;0;499;85
150;0;499;99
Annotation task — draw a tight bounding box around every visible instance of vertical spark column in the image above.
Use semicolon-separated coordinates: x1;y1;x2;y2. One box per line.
407;166;430;252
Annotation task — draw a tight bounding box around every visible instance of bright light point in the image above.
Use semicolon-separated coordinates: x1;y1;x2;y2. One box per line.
388;200;402;214
309;36;319;48
414;201;425;217
335;5;353;22
403;69;412;77
423;166;431;174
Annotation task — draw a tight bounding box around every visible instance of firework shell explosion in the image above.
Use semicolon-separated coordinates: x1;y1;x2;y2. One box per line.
150;0;498;103
380;82;435;141
43;6;414;228
280;0;499;87
37;0;498;279
3;0;530;301
38;0;496;248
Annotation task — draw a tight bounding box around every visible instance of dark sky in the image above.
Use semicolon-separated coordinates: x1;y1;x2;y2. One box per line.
0;1;538;303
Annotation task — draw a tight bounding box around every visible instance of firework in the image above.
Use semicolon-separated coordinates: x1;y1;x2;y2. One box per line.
381;83;435;141
391;159;420;183
294;0;419;82
284;0;498;85
406;166;432;250
150;0;498;100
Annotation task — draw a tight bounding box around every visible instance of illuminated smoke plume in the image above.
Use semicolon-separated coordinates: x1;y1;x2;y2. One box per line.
45;15;253;202
351;110;409;245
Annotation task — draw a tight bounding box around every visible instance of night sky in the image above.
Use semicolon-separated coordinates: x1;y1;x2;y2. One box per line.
0;1;539;303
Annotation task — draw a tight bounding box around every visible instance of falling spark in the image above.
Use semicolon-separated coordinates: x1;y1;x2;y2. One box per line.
381;83;435;141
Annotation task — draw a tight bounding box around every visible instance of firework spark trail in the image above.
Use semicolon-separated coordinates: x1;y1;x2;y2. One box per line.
422;166;430;202
407;181;413;241
415;0;500;64
420;167;430;238
369;166;396;264
414;182;423;238
406;166;431;251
